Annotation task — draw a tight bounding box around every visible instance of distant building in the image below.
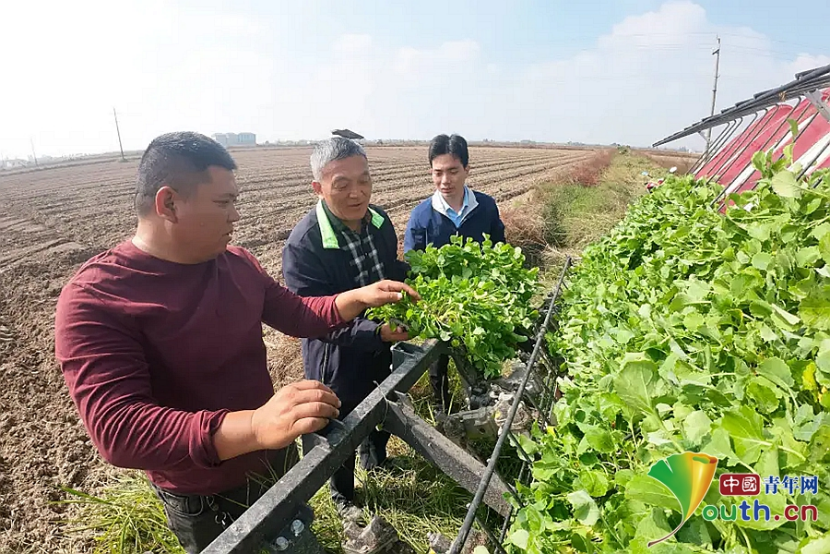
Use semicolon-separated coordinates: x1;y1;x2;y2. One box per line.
1;158;28;169
212;132;256;147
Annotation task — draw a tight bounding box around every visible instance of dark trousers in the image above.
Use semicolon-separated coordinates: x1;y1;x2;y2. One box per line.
151;447;301;553
302;397;390;506
429;353;452;411
152;480;271;554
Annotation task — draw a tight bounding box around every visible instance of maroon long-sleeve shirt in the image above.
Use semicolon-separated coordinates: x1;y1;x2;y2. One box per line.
54;240;346;495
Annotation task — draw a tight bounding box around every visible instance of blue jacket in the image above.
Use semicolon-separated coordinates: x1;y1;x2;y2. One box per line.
282;202;409;405
403;188;506;253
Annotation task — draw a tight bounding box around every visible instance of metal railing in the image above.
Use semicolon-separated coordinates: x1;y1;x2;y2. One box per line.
448;257;572;554
653;64;830;206
202;339;449;553
201;264;573;553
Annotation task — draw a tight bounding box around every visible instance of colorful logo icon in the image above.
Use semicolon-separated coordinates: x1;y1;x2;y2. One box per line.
719;473;760;496
646;452;719;547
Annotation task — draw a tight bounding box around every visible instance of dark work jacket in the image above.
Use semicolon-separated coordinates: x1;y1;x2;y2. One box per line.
403;188;506;253
282;201;409;405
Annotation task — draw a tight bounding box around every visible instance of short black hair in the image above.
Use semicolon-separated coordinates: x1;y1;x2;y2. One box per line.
134;131;237;216
428;134;469;168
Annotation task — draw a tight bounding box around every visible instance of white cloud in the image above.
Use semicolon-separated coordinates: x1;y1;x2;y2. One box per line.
334;34;373;56
393;40;481;85
789;54;830;76
499;0;825;149
1;0;827;158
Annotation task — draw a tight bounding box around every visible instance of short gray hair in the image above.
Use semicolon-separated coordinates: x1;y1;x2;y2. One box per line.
310;137;367;181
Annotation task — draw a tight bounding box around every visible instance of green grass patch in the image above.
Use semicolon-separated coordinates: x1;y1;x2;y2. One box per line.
310;438;476;553
539;152;663;253
57;473;185;554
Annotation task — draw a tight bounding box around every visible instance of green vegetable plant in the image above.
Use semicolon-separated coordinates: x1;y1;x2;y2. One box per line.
504;141;830;553
367;234;541;379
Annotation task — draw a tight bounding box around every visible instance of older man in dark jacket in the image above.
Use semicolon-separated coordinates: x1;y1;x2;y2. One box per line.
282;137;410;515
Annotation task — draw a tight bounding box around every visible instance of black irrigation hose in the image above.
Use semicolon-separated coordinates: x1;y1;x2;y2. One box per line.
448;257;572;554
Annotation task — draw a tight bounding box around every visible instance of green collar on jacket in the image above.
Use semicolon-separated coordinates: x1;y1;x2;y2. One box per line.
316;200;385;249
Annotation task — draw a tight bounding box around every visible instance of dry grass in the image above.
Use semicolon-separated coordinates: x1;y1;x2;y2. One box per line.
499;201;549;267
56;473;184;554
266;333;305;387
562;149;615;187
500;148;617;259
501;150;665;274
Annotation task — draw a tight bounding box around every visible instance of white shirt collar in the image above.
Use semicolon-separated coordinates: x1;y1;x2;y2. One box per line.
431;186;478;221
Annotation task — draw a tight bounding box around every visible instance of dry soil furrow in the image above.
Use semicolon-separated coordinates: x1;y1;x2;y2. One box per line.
233;153;565;202
378;155;591;217
237;155;577;220
237;153;592;258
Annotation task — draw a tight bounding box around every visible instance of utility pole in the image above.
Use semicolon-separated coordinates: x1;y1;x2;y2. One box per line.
113;107;126;161
30;138;38;168
705;36;721;156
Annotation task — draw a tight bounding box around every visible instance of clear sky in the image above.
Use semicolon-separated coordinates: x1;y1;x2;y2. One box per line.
1;0;827;159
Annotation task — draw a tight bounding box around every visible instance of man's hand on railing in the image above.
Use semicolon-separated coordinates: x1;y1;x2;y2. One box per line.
214;380;341;460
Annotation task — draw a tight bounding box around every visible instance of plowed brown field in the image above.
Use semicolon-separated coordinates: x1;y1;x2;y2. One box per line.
0;145;596;552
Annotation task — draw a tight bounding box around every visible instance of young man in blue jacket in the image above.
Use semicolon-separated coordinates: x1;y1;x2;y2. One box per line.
282;137;410;516
403;134;506;414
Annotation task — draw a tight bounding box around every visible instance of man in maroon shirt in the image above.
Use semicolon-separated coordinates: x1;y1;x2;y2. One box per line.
54;131;418;553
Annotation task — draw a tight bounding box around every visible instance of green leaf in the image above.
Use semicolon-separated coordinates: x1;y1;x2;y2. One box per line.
579;469;610;498
670;293;709;312
799;286;830;330
771;170;802;198
567;490;600;526
796;246;821;267
615;469;635;487
746;378;782;413
747;222;774;242
812;222;830;241
756;357;795;388
816;340;830;374
789;118;800;140
624;475;681;514
700;427;738;464
647;430;676;446
683;410;713;445
752;150;768;172
719;406;769;465
759;324;778;342
614;354;660;412
515;433;540;456
505;529;530;549
784;143;795;164
685;280;711;301
676;518;713;549
797;535;830;554
771;303;801;328
752;252;773;271
584;427;616;453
